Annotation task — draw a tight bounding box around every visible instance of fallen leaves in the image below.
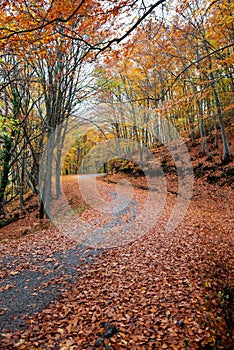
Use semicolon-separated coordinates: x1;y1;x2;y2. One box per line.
0;284;15;293
0;175;233;349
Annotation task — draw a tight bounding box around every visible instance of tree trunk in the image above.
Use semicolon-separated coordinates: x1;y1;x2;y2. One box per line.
0;136;12;215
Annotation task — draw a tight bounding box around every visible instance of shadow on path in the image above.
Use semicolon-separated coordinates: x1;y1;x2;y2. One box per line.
0;245;103;333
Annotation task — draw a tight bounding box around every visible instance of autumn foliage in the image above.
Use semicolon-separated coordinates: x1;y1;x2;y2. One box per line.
0;0;234;349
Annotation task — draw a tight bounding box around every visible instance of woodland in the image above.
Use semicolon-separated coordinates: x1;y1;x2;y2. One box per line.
0;0;234;349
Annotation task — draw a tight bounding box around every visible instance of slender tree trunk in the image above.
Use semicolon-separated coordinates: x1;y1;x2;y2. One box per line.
213;88;232;162
0;136;12;215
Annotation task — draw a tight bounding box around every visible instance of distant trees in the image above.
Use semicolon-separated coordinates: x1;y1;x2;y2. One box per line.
95;0;233;162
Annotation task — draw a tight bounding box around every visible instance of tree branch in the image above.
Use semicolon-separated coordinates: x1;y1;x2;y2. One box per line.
94;0;167;54
124;42;234;104
0;0;86;40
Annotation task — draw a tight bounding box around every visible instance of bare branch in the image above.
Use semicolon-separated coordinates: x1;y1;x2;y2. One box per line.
94;0;167;54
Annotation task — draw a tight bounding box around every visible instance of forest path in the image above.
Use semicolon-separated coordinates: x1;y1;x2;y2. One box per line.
0;174;233;349
0;173;149;334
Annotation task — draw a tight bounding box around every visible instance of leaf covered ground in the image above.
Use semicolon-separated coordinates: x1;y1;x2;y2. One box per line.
0;148;234;350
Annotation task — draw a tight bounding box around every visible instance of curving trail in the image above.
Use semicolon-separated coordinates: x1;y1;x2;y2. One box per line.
0;174;233;349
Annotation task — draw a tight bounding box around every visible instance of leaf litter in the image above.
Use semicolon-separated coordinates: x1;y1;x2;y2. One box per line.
0;173;233;349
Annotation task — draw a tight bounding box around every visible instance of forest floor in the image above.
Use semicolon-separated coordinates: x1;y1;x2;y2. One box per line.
0;140;234;349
